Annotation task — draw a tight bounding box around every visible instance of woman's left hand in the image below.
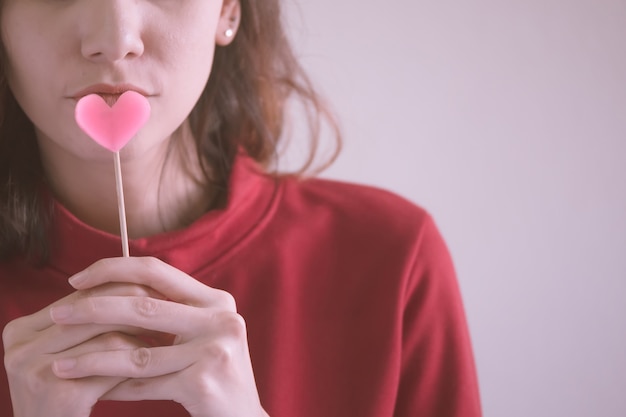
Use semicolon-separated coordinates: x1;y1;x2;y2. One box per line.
50;257;269;417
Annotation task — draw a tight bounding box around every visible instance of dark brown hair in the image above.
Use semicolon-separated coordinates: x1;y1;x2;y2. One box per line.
0;0;341;261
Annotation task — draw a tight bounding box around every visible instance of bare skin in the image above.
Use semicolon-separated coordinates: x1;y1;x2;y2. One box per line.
3;258;269;417
1;0;270;415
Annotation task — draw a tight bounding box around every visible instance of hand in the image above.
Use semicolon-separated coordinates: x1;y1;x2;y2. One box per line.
2;283;162;417
49;257;269;417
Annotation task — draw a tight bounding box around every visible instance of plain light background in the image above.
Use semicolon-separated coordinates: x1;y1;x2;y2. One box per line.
283;1;626;416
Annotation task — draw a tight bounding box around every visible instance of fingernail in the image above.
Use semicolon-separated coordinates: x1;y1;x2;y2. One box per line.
68;271;87;287
50;304;73;321
53;358;76;373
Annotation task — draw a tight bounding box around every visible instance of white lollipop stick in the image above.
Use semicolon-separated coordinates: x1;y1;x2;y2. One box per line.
114;151;130;257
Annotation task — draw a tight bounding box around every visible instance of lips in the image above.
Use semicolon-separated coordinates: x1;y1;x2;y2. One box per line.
72;84;150;106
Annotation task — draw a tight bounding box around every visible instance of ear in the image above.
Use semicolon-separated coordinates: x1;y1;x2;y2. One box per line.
215;0;241;46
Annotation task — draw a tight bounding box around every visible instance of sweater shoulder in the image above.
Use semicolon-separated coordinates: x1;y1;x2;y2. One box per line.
277;176;435;238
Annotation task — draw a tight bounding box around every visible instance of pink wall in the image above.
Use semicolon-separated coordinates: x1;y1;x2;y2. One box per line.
285;0;626;415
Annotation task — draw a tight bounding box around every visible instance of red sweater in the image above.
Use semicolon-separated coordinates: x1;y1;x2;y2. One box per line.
0;156;481;417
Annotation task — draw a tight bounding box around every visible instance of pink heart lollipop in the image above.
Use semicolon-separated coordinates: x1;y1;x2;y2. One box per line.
74;90;150;257
75;90;150;151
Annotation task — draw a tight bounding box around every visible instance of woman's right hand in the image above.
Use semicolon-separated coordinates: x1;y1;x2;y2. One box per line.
2;283;165;417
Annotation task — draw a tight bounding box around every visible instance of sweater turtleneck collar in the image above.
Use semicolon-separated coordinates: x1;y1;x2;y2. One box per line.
46;154;281;277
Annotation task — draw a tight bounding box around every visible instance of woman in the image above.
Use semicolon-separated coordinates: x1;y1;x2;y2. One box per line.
0;0;482;416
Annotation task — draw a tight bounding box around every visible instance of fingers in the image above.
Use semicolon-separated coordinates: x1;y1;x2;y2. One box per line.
14;323;141;357
53;344;193;379
42;322;173;355
41;261;267;416
52;312;248;380
4;330;142;388
3;291;80;336
3;282;164;347
3;282;170;361
77;282;166;300
101;369;264;416
17;332;143;415
50;296;205;338
101;373;180;402
97;315;264;417
68;257;235;309
61;331;148;359
3;277;182;417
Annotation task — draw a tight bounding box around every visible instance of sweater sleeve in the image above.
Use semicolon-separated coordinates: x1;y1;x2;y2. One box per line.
394;214;482;417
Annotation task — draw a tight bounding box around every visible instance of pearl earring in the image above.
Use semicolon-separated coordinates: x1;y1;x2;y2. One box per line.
225;28;234;38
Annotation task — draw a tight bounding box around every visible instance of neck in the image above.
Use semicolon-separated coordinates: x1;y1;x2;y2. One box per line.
38;125;214;239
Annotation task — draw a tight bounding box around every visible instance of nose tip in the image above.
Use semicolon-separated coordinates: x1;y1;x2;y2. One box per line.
82;32;145;63
80;3;144;63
